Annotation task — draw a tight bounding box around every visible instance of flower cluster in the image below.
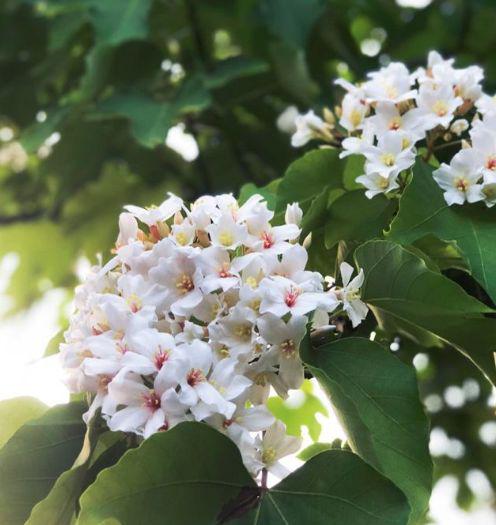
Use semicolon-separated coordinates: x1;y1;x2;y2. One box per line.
61;193;368;477
289;51;496;207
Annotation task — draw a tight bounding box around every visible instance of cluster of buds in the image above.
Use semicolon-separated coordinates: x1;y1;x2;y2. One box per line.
288;51;496;207
61;193;368;477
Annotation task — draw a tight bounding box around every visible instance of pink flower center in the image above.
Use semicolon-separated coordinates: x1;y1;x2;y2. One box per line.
284;287;300;307
187;368;206;387
154;348;169;370
219;262;232;278
261;231;274;249
486;156;496;171
143;391;161;411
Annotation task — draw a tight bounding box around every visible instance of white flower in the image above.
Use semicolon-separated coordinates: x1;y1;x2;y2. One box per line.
366;102;424;141
338;262;369;328
450;119;469;136
291;110;328;147
476;93;496;116
356;171;399;199
259;275;339;317
364;62;416;104
433;149;484;206
253;421;302;478
340;93;368;132
414;84;462;130
125;194;183;227
206;212;248;249
276;105;299;134
257;314;307;389
481;172;496;208
61;189;347;478
362;131;416;179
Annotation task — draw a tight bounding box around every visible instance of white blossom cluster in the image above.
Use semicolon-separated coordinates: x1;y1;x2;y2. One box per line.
60;193;368;478
289;51;496;207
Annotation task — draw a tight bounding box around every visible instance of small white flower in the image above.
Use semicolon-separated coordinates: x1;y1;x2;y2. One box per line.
433;149;484;206
125;194;183;227
291;110;328;147
257;314;307;389
450;119;469;136
338;262;369;328
356;171;399;199
276;105;299;134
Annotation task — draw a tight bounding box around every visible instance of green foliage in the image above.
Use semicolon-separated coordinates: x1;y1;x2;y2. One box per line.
78;422;255;525
0;402;86;525
0;397;47;448
389;161;496;303
302;337;432;524
355;240;496;385
235;449;410;525
2;0;496;521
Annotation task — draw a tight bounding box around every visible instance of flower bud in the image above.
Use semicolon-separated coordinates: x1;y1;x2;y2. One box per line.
285;202;303;226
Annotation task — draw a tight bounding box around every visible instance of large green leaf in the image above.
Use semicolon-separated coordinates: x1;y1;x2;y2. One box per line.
0;397;47;449
276;149;343;213
235;449;410;525
388;161;496;303
0;402;86;525
325;191;396;249
78;422;255;525
302;337;432;524
355;240;496;385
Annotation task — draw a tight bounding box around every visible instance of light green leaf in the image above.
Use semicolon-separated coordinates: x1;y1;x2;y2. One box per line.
267;380;327;441
77;422;255;525
0;397;47;449
388;161;496;302
235;449;410;525
302;337;432;524
355;240;496;385
0;402;86;525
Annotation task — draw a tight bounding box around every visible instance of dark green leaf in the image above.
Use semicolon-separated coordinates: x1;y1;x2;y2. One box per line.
302;337;432;524
325;191;396;249
78;422;255;525
355;240;496;385
0;402;86;525
236;449;410;525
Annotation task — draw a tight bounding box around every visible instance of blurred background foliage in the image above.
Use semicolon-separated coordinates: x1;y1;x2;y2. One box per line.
1;0;495;516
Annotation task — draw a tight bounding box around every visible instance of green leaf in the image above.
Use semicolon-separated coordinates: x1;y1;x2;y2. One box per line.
0;397;47;449
25;414;103;525
325;191;396;249
96;76;211;147
276;149;343;213
0;221;78;313
388;161;496;303
44;329;65;357
78;422;255;525
236;450;410;525
238;179;281;210
297;442;333;461
87;0;153;47
302;337;432;524
257;0;326;48
0;402;86;525
355;240;496;385
267;380;327;441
